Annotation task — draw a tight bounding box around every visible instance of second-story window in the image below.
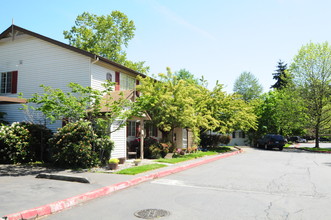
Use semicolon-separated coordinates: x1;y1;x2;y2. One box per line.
120;74;135;90
106;72;112;82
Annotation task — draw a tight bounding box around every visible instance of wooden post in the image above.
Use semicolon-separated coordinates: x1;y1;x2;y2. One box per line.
140;120;144;159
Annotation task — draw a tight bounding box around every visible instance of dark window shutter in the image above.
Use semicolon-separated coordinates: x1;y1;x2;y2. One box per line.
115;72;120;91
11;71;18;94
232;132;236;139
154;126;158;137
126;121;129;137
136;79;140;97
135;122;140;137
145;125;150;137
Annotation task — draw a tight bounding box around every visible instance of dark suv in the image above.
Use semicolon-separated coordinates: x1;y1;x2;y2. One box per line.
257;134;286;151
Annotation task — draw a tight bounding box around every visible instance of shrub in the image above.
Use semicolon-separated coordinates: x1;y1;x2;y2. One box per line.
200;132;231;148
148;144;162;159
0;122;31;163
219;135;231;145
108;158;119;164
94;137;114;165
49;120;100;168
147;141;175;159
20;122;53;162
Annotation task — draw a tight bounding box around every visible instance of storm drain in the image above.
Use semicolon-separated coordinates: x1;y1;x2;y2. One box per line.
134;209;170;219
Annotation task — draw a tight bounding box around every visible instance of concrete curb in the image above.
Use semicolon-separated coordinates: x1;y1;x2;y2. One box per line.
36;173;90;184
3;149;243;220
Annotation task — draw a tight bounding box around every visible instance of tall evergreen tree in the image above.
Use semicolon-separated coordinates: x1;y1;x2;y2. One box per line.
271;60;288;89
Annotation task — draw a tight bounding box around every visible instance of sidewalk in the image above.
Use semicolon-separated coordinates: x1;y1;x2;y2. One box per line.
1;149;243;220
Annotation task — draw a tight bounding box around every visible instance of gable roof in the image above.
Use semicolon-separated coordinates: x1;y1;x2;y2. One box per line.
0;25;146;78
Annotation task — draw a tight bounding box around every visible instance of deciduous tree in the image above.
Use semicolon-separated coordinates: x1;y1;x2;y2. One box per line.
291;42;331;147
135;68;212;142
233;71;263;101
64;11;149;74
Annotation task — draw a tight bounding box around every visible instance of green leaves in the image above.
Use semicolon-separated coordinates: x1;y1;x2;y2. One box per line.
64;11;149;74
233;71;263;101
25;81;132;138
291;42;331;144
135;68;258;143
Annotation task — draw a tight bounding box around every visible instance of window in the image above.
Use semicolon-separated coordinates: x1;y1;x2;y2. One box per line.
106;72;112;81
127;121;137;137
239;131;245;138
120;74;135;90
1;71;17;94
146;123;158;137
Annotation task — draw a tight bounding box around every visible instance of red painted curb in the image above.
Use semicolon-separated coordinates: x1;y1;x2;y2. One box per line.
3;149;243;220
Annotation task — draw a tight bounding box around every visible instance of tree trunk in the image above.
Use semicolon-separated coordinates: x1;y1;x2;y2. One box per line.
315;124;320;148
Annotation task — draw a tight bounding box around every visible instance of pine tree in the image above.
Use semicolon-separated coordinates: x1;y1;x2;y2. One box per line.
271;60;288;89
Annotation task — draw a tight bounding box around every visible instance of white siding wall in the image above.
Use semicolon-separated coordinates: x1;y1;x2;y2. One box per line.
91;64;115;92
0;35;90;128
0;33;131;156
228;131;249;146
110;120;127;158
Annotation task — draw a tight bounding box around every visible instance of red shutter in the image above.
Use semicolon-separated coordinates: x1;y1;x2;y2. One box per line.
115;72;120;91
11;71;18;94
135;122;140;138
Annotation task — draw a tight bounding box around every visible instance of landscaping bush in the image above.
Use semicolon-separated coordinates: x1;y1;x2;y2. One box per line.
200;132;231;148
94;136;114;165
0;122;31;163
20;122;53;162
142;137;159;158
49;120;100;168
219;135;231;145
147;141;176;159
129;137;176;159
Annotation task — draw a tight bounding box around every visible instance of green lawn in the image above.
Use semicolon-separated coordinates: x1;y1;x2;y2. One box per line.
115;163;167;175
284;143;292;148
302;147;331;152
156;147;232;164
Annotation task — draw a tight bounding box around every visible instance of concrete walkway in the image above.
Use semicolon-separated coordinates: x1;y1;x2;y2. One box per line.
0;149;242;220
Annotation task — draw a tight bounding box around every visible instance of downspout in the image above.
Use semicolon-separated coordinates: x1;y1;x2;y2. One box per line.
90;56;99;89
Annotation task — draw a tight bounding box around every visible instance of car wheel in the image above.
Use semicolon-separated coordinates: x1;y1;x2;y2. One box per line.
279;146;283;151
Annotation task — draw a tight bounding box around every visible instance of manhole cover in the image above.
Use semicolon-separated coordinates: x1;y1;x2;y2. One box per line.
134;209;170;219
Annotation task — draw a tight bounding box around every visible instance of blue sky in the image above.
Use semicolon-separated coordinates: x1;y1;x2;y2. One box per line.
1;0;330;92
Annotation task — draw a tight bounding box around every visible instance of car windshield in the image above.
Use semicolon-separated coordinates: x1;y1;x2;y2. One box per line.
268;135;284;140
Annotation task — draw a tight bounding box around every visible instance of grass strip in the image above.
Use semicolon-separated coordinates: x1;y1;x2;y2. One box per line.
156;147;232;164
115;163;167;175
301;147;331;152
284;143;292;148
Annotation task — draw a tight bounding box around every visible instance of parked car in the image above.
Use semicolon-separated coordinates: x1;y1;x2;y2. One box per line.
289;136;307;143
319;137;330;142
257;134;286;151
